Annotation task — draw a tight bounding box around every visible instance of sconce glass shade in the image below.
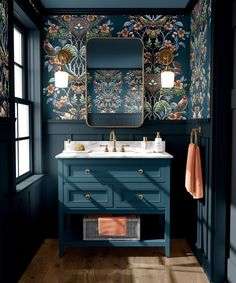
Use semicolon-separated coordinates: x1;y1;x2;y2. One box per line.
55;70;69;88
161;70;175;88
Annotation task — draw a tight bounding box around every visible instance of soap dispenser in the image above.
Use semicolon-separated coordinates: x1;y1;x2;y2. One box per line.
154;132;163;153
141;136;148;150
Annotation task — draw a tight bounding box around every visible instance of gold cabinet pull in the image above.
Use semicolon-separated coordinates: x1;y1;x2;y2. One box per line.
85;193;91;199
85;168;91;174
137;194;144;200
138;168;144;174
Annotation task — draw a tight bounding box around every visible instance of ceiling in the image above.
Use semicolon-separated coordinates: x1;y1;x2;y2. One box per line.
40;0;191;9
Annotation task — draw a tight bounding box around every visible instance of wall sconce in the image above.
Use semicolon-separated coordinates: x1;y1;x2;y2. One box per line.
158;48;175;88
55;49;72;88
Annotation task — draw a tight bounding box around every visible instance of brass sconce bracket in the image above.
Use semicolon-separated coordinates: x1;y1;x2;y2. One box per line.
158;48;174;66
57;49;72;65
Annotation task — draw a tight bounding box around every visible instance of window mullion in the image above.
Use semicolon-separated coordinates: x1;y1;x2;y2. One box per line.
14;62;23;69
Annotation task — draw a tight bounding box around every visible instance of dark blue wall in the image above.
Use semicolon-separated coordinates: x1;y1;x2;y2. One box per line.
0;0;45;282
227;0;236;282
0;121;45;283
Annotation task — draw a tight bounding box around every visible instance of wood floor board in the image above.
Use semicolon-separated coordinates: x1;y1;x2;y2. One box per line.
19;239;210;283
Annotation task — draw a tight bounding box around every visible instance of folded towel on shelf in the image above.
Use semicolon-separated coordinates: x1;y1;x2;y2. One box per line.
185;143;204;199
98;216;127;236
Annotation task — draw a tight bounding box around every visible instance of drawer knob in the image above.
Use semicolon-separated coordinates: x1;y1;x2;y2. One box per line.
85;193;91;199
138;168;144;174
85;169;91;174
137;194;144;200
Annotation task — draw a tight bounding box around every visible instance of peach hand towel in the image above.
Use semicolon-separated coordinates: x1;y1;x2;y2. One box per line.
98;216;127;236
193;145;203;199
185;143;196;195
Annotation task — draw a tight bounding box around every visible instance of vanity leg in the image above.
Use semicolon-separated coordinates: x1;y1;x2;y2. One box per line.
58;205;64;257
165;209;170;257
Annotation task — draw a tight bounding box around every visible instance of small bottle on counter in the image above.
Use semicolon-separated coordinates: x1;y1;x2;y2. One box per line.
64;139;72;151
154;132;163;152
141;136;148;150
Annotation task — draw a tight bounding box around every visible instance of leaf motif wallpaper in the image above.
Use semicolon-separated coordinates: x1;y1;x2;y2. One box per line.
0;0;9;118
43;15;190;120
189;0;212;119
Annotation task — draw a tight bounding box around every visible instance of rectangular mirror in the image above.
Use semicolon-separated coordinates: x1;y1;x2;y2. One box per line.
86;38;144;128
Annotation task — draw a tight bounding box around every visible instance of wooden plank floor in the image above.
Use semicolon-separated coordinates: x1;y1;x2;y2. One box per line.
19;239;209;283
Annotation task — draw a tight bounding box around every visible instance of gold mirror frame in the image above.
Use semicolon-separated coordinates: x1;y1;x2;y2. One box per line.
85;37;144;128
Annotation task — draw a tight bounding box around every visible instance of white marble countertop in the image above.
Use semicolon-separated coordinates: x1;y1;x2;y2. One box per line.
55;141;173;159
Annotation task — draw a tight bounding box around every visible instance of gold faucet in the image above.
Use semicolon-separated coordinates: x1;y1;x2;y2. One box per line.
109;130;117;152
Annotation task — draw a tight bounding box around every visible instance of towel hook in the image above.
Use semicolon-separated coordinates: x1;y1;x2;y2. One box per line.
194;129;198;145
191;127;201;145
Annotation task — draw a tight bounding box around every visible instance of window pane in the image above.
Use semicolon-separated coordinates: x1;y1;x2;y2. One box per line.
14;28;22;65
16;142;19;178
19;139;30;176
18;104;29;138
15;103;18;138
14;65;23;98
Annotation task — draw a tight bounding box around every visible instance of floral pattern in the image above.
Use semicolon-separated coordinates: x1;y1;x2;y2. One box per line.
189;0;212;119
87;69;142;114
0;0;9;118
88;70;123;113
43;15;190;120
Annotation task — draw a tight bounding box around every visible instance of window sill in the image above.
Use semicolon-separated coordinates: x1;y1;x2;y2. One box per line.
16;174;44;193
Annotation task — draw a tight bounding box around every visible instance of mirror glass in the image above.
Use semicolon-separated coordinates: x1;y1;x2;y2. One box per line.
86;38;144;128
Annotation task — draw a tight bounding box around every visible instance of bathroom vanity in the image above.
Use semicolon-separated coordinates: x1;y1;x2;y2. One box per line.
56;143;172;257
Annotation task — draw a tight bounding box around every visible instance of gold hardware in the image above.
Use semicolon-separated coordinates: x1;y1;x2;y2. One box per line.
85;169;91;174
138;168;144;174
57;49;72;65
157;48;174;65
155;132;161;138
100;144;109;152
120;144;130;152
190;127;201;145
85;193;91;199
137;194;144;200
109;130;117;152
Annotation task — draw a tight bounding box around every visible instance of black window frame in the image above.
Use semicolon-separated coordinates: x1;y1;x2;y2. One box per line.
14;20;34;183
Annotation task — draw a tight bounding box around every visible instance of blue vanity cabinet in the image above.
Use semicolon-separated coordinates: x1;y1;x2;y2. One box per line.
57;158;171;257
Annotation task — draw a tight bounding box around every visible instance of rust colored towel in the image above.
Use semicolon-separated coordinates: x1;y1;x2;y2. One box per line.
98;216;127;236
193;145;203;199
185;143;196;195
185;143;204;199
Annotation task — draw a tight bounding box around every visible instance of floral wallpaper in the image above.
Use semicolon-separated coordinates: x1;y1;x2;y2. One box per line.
43;15;190;120
0;0;9;118
189;0;212;119
88;69;142;114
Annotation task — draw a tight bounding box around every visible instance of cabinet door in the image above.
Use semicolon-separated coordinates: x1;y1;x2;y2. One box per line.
115;182;167;209
64;183;113;209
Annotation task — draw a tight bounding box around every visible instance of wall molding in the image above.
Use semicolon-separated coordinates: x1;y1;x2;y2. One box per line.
44;8;188;15
44;120;187;135
231;90;236;109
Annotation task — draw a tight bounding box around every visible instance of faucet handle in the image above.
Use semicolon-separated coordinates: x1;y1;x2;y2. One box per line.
120;144;130;152
100;144;109;152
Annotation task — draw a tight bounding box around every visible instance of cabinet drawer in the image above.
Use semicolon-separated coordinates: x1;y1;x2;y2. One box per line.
63;159;166;181
64;183;113;208
115;183;166;209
